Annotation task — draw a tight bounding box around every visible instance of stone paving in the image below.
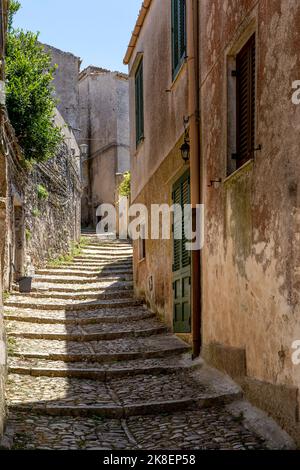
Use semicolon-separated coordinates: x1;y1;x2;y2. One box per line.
1;233;282;449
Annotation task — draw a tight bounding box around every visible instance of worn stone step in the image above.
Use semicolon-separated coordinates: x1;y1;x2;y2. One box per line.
8;353;202;379
4;296;142;311
69;250;132;256
43;265;133;273
35;268;133;277
12;289;134;301
4;306;154;324
6;367;241;418
7;334;190;363
59;260;133;267
79;250;132;257
6;317;167;341
5;407;270;450
33;274;133;284
29;281;133;293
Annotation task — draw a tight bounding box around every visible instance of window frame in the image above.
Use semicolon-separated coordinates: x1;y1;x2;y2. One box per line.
235;34;256;170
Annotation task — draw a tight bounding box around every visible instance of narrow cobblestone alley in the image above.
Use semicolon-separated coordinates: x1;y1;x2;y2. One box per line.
0;231;285;450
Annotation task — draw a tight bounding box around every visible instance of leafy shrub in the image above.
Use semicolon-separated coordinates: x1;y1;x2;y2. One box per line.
37;184;49;200
119;172;131;197
6;1;63;162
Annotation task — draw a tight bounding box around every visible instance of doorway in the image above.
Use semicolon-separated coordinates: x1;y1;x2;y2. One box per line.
172;170;191;333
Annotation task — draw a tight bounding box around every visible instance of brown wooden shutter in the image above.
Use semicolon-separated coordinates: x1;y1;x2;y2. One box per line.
236;35;256;169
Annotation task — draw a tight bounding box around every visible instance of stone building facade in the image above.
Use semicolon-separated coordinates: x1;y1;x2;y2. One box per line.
126;0;300;443
43;44;81;135
79;66;130;227
124;0;189;333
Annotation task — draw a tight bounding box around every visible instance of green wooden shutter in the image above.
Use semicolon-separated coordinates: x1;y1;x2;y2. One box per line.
172;171;191;272
171;0;186;79
135;59;144;146
172;170;191;333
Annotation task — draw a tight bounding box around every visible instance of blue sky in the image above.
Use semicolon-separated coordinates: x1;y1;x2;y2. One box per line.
13;0;142;72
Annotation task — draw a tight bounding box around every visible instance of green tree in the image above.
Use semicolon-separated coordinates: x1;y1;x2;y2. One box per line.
6;1;63;162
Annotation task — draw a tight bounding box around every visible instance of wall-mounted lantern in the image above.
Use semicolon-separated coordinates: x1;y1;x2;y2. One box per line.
79;144;89;160
180;116;190;164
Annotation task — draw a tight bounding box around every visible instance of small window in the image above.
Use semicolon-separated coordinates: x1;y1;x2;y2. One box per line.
171;0;186;79
135;59;144;146
139;224;146;261
235;34;256;169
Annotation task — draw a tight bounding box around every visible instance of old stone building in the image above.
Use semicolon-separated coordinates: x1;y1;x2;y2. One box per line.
43;44;81;135
199;0;300;445
79;66;130;227
126;0;300;444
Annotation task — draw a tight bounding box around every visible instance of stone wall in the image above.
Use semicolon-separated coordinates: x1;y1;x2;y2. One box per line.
79;67;130;226
25;110;81;268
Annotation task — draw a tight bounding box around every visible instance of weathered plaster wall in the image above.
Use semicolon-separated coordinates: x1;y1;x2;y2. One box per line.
132;138;187;329
43;44;81;134
200;0;300;441
128;0;189;326
128;0;188;202
79;67;130;226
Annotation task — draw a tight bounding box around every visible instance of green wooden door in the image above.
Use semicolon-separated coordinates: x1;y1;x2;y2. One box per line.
172;170;191;333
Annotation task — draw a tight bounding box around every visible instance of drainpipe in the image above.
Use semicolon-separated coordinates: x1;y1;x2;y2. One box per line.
187;0;201;358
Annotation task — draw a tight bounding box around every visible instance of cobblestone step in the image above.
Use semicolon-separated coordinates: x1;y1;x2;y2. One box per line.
60;260;133;266
5;409;267;450
7;334;190;363
8;353;201;379
43;265;133;273
6;367;242;418
35;269;133;278
5;296;141;311
4;306;154;324
12;289;134;301
29;281;133;293
6;317;167;341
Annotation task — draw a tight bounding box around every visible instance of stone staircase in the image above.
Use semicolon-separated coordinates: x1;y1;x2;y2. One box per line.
1;232;274;449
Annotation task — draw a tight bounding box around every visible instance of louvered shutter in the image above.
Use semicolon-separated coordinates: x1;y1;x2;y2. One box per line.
172;171;191;272
135;60;144;146
171;0;186;79
172;171;191;333
236;35;256;168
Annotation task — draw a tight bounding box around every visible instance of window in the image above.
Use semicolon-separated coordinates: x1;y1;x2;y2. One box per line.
135;59;144;146
139;224;146;261
171;0;186;79
235;34;256;169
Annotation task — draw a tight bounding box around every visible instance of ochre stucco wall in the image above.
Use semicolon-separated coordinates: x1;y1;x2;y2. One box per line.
128;0;189;203
132;139;188;329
